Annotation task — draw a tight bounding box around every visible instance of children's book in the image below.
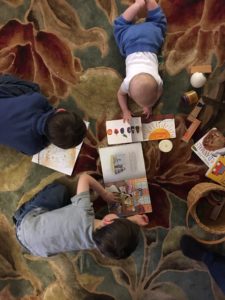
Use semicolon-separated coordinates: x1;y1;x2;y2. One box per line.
106;115;176;145
142;114;176;141
205;156;225;187
32;121;89;175
106;118;143;144
191;128;224;167
99;142;152;216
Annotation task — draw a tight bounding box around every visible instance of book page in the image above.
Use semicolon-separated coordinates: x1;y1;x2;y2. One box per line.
105;177;152;216
130;117;143;142
106;117;143;145
99;143;146;183
32;145;78;175
142;115;176;141
191;128;222;167
32;121;89;175
205;156;225;186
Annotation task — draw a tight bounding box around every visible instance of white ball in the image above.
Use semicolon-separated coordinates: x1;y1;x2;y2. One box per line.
158;140;173;153
190;72;207;88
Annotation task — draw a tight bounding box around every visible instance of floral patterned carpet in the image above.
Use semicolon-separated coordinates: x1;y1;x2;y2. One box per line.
0;0;225;299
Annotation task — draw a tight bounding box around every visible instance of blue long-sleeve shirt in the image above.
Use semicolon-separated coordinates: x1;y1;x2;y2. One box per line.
0;75;55;155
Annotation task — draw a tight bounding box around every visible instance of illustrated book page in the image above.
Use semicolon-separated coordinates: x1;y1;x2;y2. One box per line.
99;143;152;216
106;117;143;145
32;121;89;175
142;114;176;141
205;156;225;187
191;128;223;167
106;115;176;145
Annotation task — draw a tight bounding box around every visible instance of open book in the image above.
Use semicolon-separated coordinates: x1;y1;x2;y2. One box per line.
191;128;224;167
99;142;152;217
106;115;176;145
32;121;89;175
205;156;225;187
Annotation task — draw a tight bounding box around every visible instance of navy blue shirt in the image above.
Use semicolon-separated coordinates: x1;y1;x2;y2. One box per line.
0;75;55;155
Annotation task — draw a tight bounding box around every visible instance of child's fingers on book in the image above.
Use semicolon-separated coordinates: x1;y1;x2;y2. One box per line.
115;196;121;202
111;193;121;202
141;214;149;223
112;192;121;196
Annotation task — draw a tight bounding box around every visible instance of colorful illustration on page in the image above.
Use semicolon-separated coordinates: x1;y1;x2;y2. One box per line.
142;118;176;141
33;144;77;175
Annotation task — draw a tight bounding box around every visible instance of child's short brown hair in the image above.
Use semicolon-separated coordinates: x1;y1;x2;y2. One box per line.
92;218;140;259
46;111;87;149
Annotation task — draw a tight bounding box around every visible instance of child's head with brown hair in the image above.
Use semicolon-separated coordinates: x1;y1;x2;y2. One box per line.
129;73;158;110
92;217;140;259
46;111;87;149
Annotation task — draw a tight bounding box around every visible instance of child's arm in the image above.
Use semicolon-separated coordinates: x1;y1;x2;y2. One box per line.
0;74;40;98
76;173;119;203
117;88;132;122
122;0;146;22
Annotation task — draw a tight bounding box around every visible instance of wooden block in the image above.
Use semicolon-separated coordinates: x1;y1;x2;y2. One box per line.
203;81;225;102
187;98;205;122
190;65;212;74
181;119;201;143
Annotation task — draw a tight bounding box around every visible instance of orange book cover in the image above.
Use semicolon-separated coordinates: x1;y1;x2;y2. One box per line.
206;156;225;187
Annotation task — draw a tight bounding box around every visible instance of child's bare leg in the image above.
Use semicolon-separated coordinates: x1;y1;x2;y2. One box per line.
145;0;159;11
122;0;146;22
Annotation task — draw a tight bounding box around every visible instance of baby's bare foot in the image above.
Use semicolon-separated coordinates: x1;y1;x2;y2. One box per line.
145;0;159;10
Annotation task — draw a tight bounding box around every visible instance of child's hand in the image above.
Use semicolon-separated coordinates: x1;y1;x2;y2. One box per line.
142;106;152;119
123;110;132;123
102;213;119;225
104;191;121;203
127;214;149;226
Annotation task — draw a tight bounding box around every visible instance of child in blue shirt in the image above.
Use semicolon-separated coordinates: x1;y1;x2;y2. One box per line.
0;74;86;155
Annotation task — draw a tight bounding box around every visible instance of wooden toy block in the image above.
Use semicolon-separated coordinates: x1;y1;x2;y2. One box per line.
181;119;201;143
190;65;212;74
203;80;225;102
187;98;205;122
